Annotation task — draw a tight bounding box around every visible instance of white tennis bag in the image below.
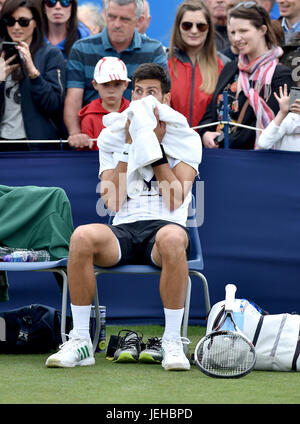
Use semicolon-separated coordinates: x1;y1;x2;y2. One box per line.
206;298;300;371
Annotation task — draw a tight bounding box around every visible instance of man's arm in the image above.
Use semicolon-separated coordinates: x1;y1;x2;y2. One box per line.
100;161;128;212
152;111;197;211
154;161;196;211
64;87;93;149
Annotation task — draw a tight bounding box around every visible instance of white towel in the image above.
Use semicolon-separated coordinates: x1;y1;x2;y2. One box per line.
99;95;202;198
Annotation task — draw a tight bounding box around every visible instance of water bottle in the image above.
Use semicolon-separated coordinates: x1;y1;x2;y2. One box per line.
0;247;15;261
90;306;106;352
3;249;50;262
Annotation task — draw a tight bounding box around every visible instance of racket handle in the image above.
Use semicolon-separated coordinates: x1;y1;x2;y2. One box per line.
225;284;237;311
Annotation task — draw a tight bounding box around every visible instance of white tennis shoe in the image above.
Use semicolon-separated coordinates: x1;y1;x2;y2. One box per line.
45;333;95;368
161;337;190;371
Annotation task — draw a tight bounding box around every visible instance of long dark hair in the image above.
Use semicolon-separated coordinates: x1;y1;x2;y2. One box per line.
0;0;44;57
228;1;278;48
41;0;79;58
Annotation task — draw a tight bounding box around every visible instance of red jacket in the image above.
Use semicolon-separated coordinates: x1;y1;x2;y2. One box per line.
168;50;224;128
78;97;130;150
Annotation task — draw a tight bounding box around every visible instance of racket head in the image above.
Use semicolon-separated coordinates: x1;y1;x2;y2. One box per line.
194;330;256;378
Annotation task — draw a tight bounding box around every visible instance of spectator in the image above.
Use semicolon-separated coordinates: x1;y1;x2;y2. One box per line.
273;0;300;83
41;0;91;60
220;0;240;61
136;0;150;34
77;2;106;35
277;0;300;42
198;1;293;149
205;0;230;51
0;0;66;150
78;57;130;149
257;83;300;150
64;0;167;150
168;0;224;127
220;18;239;60
45;63;202;371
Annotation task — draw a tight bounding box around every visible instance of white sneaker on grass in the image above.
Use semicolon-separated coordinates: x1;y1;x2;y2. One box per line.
161;337;190;371
45;333;95;368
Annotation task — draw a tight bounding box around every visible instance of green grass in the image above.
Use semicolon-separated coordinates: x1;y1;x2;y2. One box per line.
0;325;300;404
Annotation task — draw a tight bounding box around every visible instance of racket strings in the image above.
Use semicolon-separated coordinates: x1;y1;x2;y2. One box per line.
198;332;255;377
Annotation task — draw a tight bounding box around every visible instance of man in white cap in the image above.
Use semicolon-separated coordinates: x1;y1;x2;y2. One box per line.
78;57;130;150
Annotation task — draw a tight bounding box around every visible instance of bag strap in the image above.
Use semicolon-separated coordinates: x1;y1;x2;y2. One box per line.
252;315;264;346
292;325;300;371
233;99;249;133
212;305;225;331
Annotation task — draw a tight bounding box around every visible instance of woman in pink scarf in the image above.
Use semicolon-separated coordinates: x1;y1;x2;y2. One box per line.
198;1;293;149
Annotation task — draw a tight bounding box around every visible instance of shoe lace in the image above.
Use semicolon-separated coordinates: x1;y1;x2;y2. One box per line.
117;329;143;349
58;333;88;352
163;337;190;356
146;337;162;350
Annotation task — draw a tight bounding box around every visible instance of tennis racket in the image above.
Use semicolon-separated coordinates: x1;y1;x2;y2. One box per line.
194;284;256;378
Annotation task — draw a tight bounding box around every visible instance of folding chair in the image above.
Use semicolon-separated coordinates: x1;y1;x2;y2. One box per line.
91;195;211;354
0;258;69;343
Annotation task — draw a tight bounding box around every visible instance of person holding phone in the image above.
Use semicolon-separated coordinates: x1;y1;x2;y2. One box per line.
0;0;66;150
257;84;300;151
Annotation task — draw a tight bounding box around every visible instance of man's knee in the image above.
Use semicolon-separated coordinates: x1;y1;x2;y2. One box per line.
70;224;107;253
156;225;188;259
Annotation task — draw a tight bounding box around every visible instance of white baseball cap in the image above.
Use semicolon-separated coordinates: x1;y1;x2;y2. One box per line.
93;57;131;84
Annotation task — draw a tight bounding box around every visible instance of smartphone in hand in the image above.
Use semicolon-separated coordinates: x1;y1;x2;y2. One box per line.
1;41;22;65
289;86;300;109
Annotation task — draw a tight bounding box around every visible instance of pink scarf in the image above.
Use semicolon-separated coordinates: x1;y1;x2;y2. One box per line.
238;47;283;148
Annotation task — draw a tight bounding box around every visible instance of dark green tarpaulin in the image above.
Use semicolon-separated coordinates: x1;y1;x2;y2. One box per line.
0;185;74;301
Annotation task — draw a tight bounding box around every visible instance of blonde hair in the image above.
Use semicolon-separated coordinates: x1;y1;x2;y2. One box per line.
168;0;219;94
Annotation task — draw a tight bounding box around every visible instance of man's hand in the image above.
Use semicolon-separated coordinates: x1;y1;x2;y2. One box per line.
68;133;94;149
153;106;166;143
125;119;132;144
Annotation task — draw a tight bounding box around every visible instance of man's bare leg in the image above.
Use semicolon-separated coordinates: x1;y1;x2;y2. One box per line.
152;224;189;310
67;223;120;305
45;224;120;367
151;224;190;370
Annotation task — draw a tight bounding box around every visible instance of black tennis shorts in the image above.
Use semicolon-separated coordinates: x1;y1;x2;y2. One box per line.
108;219;191;266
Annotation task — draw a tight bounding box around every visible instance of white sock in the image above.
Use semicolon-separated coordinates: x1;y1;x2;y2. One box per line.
163;308;184;340
70;304;91;339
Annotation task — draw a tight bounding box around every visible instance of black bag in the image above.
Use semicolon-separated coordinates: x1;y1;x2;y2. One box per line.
0;304;71;353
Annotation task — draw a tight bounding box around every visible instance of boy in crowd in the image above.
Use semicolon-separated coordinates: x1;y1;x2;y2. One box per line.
78;57;130;150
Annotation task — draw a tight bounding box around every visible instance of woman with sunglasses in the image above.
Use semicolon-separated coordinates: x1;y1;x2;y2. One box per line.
0;0;66;149
42;0;90;59
168;0;224;128
198;1;293;149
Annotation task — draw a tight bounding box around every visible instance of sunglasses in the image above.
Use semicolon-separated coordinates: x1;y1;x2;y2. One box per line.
4;16;34;27
44;0;72;7
181;21;209;32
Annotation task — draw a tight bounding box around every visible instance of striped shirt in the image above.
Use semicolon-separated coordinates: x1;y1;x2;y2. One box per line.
66;27;168;105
